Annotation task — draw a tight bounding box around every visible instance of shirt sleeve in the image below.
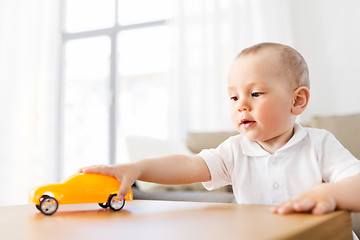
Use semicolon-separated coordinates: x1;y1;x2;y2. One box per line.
198;138;234;190
319;130;360;182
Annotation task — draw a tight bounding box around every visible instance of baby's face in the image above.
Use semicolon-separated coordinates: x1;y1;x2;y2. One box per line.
228;49;296;148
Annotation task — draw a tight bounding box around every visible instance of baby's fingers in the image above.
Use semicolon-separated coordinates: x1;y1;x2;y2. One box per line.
293;199;316;212
79;165;115;176
79;165;102;173
272;201;295;214
312;201;336;215
272;199;315;214
117;177;134;200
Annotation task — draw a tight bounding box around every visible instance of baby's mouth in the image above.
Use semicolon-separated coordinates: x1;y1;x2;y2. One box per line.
240;119;256;128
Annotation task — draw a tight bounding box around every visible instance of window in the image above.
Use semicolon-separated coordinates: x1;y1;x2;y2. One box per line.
62;37;111;177
60;0;173;179
117;26;172;139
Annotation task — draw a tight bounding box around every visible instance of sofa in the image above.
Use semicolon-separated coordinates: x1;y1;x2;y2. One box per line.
128;113;360;236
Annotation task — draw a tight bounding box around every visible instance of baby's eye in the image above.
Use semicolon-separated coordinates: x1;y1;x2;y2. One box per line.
230;96;239;102
251;92;264;98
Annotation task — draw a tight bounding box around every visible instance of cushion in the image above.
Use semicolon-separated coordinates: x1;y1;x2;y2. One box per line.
186;131;238;154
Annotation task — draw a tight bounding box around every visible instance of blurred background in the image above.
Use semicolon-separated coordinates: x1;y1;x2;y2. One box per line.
1;0;360;205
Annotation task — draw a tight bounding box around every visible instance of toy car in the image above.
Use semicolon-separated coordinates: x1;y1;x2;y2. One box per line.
29;173;133;215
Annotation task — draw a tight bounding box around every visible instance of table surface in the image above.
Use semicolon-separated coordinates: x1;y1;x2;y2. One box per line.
0;200;352;240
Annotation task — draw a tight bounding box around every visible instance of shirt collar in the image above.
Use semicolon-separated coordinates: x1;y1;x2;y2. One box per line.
240;123;307;157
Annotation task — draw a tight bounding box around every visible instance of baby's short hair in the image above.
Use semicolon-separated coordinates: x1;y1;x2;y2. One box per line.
237;42;310;89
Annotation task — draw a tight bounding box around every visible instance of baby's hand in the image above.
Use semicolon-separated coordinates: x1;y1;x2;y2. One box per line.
79;164;140;200
271;183;337;215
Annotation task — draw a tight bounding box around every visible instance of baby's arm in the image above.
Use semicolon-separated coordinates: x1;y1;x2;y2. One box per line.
272;174;360;215
79;154;211;199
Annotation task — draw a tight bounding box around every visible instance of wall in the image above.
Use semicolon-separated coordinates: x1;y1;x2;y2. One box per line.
290;0;360;122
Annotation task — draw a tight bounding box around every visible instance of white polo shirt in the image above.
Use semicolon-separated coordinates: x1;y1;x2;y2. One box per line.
199;123;360;205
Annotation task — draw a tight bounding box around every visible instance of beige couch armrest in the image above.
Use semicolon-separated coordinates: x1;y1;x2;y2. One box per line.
310;114;360;159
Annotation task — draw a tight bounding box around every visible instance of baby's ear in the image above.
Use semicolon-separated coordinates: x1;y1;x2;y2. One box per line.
291;86;310;115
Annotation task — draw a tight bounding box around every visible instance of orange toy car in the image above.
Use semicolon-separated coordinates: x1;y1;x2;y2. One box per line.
29;173;133;215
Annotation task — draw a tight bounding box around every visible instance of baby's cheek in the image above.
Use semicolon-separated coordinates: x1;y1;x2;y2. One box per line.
230;111;239;127
258;104;288;128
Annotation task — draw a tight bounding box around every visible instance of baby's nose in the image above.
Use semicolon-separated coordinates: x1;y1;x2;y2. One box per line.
237;103;250;112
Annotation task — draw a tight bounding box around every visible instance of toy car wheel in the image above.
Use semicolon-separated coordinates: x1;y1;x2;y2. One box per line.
108;194;125;211
98;203;108;209
39;196;58;215
36;195;49;211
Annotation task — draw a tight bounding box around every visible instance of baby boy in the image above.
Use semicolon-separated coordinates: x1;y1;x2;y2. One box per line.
80;42;360;216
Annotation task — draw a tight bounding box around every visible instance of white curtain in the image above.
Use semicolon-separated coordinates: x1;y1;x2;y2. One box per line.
0;0;60;205
0;0;294;205
171;0;293;135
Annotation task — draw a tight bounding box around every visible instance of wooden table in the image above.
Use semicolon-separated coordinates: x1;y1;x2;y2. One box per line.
0;200;352;240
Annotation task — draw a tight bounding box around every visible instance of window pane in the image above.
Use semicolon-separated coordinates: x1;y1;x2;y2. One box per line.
63;37;110;178
117;26;172;140
65;0;115;33
118;0;172;25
